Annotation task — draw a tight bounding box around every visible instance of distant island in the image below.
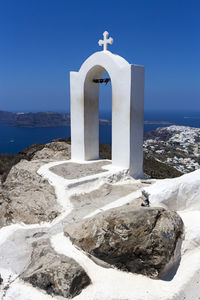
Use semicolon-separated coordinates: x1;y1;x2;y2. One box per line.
0;110;171;128
0;110;70;128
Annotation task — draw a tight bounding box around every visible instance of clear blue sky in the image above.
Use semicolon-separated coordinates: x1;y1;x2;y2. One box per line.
0;0;200;113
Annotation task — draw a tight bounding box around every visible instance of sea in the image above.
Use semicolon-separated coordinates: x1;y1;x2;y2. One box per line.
0;111;200;154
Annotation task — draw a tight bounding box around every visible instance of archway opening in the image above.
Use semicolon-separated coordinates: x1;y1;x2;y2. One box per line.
84;66;112;161
99;71;112;160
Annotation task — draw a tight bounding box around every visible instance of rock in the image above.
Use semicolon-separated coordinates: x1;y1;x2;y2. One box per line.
65;205;184;278
32;141;71;160
141;190;150;207
0;140;71;184
0;274;3;284
0;159;61;227
143;169;200;211
21;239;91;298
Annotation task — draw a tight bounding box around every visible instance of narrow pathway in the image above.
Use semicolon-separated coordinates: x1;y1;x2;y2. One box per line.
0;160;144;299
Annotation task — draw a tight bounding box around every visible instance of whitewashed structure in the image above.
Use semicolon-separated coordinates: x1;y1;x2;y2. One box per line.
70;32;145;178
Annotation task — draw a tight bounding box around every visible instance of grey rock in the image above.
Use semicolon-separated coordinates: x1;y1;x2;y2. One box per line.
32;141;71;160
0;159;61;227
0;274;3;284
141;190;150;207
141;199;150;207
65;205;184;278
0;139;72;228
21;239;91;298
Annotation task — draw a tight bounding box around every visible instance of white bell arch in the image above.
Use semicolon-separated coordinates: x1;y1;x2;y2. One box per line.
70;49;144;178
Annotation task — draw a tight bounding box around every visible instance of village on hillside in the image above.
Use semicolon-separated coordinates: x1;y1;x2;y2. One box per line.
144;125;200;173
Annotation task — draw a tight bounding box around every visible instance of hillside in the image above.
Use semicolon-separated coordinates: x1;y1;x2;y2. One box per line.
0;138;182;184
144;125;200;173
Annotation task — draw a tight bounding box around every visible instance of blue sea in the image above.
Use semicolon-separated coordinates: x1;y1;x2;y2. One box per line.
0;111;200;154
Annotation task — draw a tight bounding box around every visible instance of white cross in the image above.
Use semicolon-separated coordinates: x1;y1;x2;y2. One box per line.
98;31;113;51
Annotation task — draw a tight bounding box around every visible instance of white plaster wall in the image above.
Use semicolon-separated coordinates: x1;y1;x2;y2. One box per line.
130;65;145;178
70;51;144;178
84;66;105;160
70;72;85;160
111;66;131;168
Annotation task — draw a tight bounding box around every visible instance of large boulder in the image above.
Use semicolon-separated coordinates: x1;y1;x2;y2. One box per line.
65;205;184;278
21;239;91;298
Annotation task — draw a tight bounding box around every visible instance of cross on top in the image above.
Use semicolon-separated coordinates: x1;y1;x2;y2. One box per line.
98;31;113;51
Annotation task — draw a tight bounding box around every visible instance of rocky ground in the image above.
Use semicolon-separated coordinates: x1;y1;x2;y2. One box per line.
0;138;71;183
0;153;147;298
0;127;200;299
0;135;183;229
0;159;61;227
0;156;199;299
0;139;72;228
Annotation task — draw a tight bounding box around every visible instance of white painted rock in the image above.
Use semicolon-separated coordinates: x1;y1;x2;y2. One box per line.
144;169;200;211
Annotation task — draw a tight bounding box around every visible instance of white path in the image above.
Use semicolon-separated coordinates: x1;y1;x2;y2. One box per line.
0;161;200;300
